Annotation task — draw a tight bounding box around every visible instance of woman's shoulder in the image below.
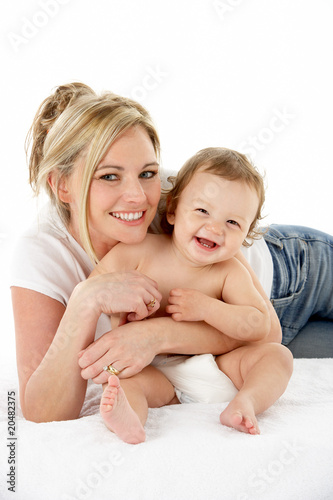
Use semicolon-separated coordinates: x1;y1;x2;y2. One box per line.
10;204;92;305
14;205;89;268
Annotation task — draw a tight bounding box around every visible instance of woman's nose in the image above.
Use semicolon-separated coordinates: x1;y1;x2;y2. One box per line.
122;179;146;204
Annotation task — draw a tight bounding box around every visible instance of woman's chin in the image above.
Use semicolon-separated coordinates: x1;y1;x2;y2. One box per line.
119;230;148;245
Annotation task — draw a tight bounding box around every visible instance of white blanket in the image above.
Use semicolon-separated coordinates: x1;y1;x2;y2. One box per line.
1;358;333;500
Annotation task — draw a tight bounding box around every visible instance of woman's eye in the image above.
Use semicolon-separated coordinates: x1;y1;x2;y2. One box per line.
100;173;118;181
196;208;209;215
140;170;157;179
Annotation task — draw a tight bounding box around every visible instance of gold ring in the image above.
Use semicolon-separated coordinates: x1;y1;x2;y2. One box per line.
103;364;120;376
147;297;156;309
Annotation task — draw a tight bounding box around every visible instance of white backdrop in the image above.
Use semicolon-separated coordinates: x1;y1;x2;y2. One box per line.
1;0;332;359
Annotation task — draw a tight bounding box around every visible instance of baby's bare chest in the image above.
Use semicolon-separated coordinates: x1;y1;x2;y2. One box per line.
138;257;225;311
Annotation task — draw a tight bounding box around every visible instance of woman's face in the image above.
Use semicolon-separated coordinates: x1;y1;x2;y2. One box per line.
68;126;161;259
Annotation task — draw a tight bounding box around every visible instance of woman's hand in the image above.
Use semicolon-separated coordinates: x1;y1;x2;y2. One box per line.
78;320;160;383
77;271;162;322
78;314;246;385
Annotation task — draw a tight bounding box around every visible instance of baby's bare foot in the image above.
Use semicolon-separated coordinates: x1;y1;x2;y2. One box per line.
220;395;260;435
100;375;146;444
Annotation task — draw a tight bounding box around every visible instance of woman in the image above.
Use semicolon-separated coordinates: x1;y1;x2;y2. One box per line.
11;83;332;423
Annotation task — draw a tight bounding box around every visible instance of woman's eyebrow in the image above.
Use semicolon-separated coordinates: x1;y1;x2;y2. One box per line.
95;161;159;172
141;161;159;169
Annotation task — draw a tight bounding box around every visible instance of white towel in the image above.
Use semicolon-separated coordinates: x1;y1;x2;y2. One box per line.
0;359;332;500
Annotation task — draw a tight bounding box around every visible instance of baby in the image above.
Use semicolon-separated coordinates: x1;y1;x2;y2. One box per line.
91;147;293;443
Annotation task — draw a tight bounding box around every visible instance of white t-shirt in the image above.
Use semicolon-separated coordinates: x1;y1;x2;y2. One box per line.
240;237;273;298
11;198;273;341
10;203;111;340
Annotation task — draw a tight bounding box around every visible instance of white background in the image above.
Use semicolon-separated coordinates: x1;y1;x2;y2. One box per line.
1;0;332;362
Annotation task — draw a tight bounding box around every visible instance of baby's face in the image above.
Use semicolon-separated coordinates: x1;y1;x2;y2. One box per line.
167;170;259;266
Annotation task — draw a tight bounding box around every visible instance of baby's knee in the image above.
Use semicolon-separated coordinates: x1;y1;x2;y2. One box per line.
261;343;294;373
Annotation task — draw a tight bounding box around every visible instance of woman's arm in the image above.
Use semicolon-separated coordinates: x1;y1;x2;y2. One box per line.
78;249;282;383
12;272;162;422
78;315;245;383
12;287;94;422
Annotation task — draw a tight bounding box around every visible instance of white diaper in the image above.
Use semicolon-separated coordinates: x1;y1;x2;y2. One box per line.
151;353;238;404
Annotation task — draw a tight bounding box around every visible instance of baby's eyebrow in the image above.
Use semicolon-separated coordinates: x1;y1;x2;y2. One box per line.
192;195;206;203
192;196;211;207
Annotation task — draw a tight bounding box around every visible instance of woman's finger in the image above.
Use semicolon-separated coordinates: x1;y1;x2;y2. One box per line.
78;333;113;370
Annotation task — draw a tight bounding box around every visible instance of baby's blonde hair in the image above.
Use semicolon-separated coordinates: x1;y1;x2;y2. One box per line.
160;147;265;247
26;82;160;263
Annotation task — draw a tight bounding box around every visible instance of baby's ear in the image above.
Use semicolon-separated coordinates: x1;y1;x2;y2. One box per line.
166;195;175;225
166;212;175;225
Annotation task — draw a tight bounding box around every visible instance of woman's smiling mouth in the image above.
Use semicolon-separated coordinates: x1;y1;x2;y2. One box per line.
111;211;144;222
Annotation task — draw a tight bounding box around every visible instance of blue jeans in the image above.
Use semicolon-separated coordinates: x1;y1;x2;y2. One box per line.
263;225;333;358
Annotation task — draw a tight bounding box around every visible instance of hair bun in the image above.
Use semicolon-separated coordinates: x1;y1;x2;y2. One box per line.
26;83;95;183
41;82;95;132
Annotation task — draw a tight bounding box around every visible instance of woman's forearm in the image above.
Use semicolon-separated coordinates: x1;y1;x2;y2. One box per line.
17;284;101;422
78;314;246;383
150;316;245;355
23;312;95;422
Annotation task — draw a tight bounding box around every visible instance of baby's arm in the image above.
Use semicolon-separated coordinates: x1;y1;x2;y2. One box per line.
167;258;271;342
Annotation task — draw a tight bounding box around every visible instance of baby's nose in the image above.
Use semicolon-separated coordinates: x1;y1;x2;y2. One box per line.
205;222;223;236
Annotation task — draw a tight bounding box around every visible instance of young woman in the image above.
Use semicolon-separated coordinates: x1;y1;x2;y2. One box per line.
11;82;332;423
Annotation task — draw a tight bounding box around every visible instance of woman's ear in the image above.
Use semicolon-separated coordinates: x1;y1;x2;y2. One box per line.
47;172;72;203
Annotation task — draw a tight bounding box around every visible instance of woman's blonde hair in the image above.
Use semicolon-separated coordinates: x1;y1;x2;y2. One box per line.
160;147;265;247
26;82;160;263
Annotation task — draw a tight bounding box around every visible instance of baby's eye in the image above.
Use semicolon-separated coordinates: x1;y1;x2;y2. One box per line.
227;220;240;227
196;208;209;215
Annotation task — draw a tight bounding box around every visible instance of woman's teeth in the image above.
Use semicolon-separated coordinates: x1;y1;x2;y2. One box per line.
111;211;143;221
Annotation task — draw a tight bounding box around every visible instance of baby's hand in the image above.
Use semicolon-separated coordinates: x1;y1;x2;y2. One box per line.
166;288;209;322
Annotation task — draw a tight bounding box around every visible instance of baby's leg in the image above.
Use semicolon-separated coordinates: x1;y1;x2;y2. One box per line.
100;365;176;444
216;343;293;435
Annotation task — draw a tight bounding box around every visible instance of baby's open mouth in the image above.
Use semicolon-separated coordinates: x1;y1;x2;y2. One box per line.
195;237;217;249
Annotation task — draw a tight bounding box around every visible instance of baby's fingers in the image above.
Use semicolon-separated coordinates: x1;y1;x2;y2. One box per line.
166;300;185;321
167;294;182;307
168;288;183;297
165;304;181;315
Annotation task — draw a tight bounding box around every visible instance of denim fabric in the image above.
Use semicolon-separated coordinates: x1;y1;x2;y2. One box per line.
286;320;333;358
263;225;333;347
